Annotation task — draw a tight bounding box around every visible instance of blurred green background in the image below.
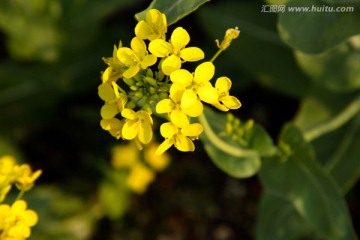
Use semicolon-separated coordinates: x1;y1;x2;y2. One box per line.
0;0;359;239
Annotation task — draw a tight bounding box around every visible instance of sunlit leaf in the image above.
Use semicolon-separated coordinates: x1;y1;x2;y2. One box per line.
197;106;275;178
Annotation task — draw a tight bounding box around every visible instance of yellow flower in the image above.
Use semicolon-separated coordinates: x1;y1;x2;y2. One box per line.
149;27;204;75
135;9;167;41
156;122;203;155
14;165;42;192
100;118;124;139
156;98;190;128
121;109;153;144
102;42;126;83
111;144;138;169
98;82;127;120
126;162;155;194
212;77;241;111
0;155;17;185
169;62;218;116
0;184;11;203
0;200;38;239
144;142;170;171
117;37;157;78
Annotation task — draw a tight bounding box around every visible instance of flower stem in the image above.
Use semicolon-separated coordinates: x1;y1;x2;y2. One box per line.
303;94;360;142
210;49;223;63
198;113;258;158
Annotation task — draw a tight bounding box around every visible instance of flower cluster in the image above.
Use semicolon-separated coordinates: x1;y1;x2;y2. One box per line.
0;155;41;240
99;9;241;154
111;141;170;194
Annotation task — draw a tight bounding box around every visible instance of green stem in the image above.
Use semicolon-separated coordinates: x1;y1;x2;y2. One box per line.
303;94;360;142
210;49;223;63
15;189;25;201
198;113;258;158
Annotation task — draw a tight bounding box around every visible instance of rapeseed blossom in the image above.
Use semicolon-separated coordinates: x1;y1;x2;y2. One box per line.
149;27;204;75
0;156;41;240
111;142;170;194
98;9;241;154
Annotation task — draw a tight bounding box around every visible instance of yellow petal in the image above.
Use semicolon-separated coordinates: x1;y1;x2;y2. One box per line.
117;47;136;66
215;77;232;93
181;89;198;109
149;39;172;57
221;96;241;109
141;54;157;69
169;109;189;128
138;110;153;124
122;121;138;140
11;200;27;214
156;99;174;113
194;61;215;83
174;135;195;152
162;55;181;75
100;118;123;131
138;122;153;144
160;122;179;138
121;108;137;120
180;47;204;62
170;83;186;103
197;85;219;104
135;20;152;39
212;102;229;112
181;123;203;137
171;27;190;49
123;65;140;78
155;139;174;155
131;37;146;58
101;104;118;119
170;69;193;86
182;100;203;117
98;83;115;101
22;210;38;226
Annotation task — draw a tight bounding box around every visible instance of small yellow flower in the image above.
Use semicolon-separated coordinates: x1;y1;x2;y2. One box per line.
135;9;167;41
14;165;42;192
213;77;241;111
126;162;155;194
111;144;138;169
100;118;124;139
169;62;218;116
144;142;170;171
156;98;189;128
149;27;204;75
0;155;17;185
102;42;126;83
121;109;153;144
156;122;203;155
98;82;128;120
117;37;157;78
0;200;38;239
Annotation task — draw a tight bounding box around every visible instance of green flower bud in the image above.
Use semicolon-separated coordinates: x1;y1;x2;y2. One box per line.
123;78;135;86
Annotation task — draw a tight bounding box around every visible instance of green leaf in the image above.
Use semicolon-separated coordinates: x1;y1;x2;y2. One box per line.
197;1;312;98
257;123;358;240
278;0;360;54
295;35;360;91
295;90;360;192
135;0;210;26
256;193;313;240
197;107;275;178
